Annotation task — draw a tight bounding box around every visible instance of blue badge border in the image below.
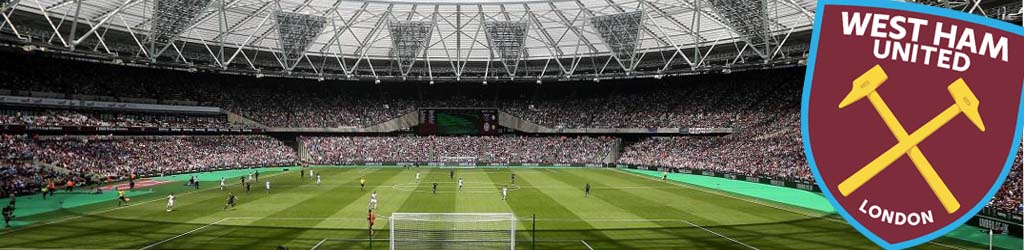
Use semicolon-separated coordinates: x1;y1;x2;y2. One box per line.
800;0;1024;249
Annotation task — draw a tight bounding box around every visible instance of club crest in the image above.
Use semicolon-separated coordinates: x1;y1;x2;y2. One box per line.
800;0;1024;248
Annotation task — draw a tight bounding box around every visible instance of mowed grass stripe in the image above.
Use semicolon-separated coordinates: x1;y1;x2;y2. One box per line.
159;168;387;250
236;168;389;249
560;169;806;249
531;168;751;249
283;167;421;247
154;169;365;250
607;169;893;249
552;170;734;244
396;168;457;213
454;169;512;213
130;171;312;250
605;169;815;224
485;169;622;249
0;168;995;250
598;169;888;248
0;171;297;250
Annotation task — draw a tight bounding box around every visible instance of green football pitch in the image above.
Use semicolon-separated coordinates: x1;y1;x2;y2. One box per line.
0;167;1016;250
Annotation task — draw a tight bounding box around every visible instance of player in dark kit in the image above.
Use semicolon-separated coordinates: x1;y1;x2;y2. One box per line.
2;204;13;228
449;169;454;180
224;192;238;210
432;182;438;194
585;183;591;197
245;181;252;193
511;173;516;184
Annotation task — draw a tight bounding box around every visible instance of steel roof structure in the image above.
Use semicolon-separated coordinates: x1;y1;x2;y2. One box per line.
0;0;819;81
0;0;1016;82
3;0;817;82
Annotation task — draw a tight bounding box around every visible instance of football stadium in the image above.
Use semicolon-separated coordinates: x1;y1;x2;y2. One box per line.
0;0;1021;248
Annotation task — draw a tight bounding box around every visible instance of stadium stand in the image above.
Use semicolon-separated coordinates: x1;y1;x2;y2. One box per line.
0;134;297;197
0;51;1018;216
990;142;1023;213
617;113;809;182
0;52;800;129
303;136;616;165
0;108;244;129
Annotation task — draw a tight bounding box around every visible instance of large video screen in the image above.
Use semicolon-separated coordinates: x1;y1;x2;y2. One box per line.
418;109;498;135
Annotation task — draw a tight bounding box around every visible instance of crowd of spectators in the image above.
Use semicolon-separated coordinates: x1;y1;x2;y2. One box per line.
29;135;298;176
303;136;616;165
0;51;803;129
990;142;1022;214
501;75;798;129
2;52;1018;214
618;112;810;182
0;109;245;129
1;134;90;197
218;92;414;128
0;134;297;197
617;77;809;182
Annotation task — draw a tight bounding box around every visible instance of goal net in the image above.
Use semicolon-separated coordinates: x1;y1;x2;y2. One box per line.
389;213;516;250
440;156;477;163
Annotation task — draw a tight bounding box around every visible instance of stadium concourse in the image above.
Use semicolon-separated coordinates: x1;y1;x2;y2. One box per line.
0;49;1021;249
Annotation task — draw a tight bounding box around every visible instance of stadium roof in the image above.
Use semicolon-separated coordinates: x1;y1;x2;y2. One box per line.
4;0;819;81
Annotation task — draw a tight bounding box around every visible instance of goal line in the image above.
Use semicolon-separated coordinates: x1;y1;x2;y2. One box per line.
389;213;516;250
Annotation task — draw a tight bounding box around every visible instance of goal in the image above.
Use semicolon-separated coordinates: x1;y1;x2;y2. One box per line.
389;213;516;250
440;156;477;163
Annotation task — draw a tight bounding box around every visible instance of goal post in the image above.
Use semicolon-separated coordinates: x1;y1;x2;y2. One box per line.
389;213;516;250
441;156;477;163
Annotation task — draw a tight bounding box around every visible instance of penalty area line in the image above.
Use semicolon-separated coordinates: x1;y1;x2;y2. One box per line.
310;239;328;250
613;170;969;250
678;219;759;250
0;248;134;250
580;240;595;250
0;171;291;236
138;217;231;250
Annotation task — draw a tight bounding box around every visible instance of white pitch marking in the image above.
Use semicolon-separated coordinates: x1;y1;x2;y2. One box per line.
0;172;292;236
309;239;328;250
613;170;969;250
580;240;595;250
138;217;231;250
518;218;687;223
679;219;759;250
0;248;134;250
227;217;389;221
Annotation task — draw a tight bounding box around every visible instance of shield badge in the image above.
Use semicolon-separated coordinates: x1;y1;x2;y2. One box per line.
801;0;1024;248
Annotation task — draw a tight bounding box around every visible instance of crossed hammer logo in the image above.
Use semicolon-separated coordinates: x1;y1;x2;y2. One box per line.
836;65;986;214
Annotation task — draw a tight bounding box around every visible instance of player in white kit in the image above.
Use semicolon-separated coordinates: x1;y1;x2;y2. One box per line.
458;178;464;192
265;181;271;194
415;171;421;183
219;177;226;191
166;193;175;212
316;173;321;185
369;191;378;210
501;186;508;200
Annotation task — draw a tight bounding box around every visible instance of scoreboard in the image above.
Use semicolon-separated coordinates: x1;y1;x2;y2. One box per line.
418;109;498;135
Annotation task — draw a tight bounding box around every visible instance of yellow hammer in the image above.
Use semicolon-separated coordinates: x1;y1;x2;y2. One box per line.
837;71;983;213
